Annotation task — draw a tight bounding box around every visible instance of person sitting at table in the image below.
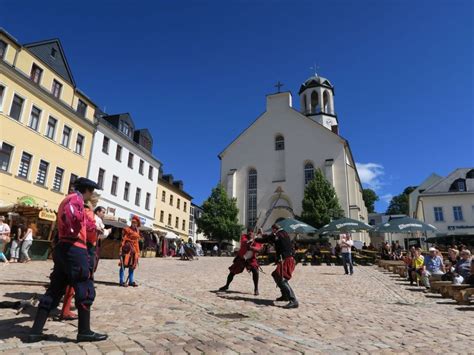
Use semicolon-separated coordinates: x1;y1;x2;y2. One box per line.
403;247;416;284
452;250;472;285
420;247;445;289
411;248;424;286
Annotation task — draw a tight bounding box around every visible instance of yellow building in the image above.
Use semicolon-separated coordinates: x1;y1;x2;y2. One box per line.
154;173;193;239
0;28;96;211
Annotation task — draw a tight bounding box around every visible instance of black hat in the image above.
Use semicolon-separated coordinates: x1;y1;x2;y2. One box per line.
73;177;101;190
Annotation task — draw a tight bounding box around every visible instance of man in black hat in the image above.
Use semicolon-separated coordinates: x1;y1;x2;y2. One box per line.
28;177;107;343
255;224;299;309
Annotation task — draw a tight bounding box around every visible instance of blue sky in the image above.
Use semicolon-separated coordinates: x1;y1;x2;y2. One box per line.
2;0;473;212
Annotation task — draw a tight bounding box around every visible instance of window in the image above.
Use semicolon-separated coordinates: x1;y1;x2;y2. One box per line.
68;173;78;193
46;116;57;140
115;145;122;161
30;64;43;84
145;193;151;210
162;191;166;202
52;167;64;191
119;120;131;137
0;85;5;111
177;198;181;209
28;106;41;131
76;99;87;118
9;94;24;121
50;47;57;58
97;168;105;189
458;181;466;192
135;188;141;206
175;216;179;229
102;136;109;154
51;79;62;98
434;207;444;222
160;211;164;223
184;202;187;212
139;160;144;174
18;152;32;178
453;206;463;221
304;162;315;185
311;91;319;113
170;195;173;206
36;160;49;185
168;214;172;226
275;135;285;150
128;152;134;169
182;220;186;231
111;175;118;196
148;166;153;180
0;40;6;59
247;169;258;228
75;134;84;155
0;142;14;171
123;182;130;201
61;126;71;147
450;179;467;192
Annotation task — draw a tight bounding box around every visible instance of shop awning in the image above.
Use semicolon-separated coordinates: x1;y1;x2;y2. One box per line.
104;220;128;228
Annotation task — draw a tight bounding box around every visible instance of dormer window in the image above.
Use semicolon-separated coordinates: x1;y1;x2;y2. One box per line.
466;169;474;179
50;47;57;58
119;120;131;137
450;178;467;192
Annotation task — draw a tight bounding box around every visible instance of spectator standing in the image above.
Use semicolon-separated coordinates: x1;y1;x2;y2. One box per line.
9;222;24;263
213;244;218;256
20;223;36;262
0;216;11;264
339;234;354;275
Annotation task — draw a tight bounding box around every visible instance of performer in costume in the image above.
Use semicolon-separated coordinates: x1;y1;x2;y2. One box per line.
255;224;299;309
60;198;99;321
28;178;107;343
119;215;141;287
219;228;262;295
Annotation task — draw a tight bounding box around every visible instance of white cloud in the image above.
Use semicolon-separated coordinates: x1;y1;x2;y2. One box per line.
356;162;384;191
380;194;394;204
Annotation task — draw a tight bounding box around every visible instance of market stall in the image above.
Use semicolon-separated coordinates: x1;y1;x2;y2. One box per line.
100;216;128;259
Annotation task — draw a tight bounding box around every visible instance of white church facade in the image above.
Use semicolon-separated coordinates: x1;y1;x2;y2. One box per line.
218;75;369;243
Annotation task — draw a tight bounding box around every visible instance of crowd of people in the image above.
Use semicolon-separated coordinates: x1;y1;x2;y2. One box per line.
0;216;36;265
403;245;474;290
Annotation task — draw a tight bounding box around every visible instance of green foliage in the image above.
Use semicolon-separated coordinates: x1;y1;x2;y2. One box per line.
301;169;344;229
362;188;379;213
386;186;417;215
196;184;243;243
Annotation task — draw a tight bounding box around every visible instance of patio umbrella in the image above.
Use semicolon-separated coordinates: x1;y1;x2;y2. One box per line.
374;217;437;233
318;217;374;235
276;218;318;234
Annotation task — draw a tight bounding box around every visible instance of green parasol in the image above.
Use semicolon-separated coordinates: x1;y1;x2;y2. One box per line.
374;217;437;233
276;218;318;234
317;217;374;235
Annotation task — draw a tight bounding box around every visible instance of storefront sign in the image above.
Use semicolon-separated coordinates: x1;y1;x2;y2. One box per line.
18;196;37;206
39;210;56;222
448;225;474;231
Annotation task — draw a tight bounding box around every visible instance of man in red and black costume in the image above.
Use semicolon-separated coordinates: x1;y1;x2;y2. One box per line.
219;228;262;295
255;223;298;309
28;178;107;343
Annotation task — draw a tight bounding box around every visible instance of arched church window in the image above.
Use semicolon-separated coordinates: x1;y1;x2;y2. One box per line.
247;169;258;228
304;162;314;185
311;91;319;113
275;135;285;151
323;90;330;113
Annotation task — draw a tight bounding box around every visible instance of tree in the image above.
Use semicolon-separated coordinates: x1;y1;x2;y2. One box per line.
301;169;344;229
196;184;243;248
362;188;379;213
386;186;417;215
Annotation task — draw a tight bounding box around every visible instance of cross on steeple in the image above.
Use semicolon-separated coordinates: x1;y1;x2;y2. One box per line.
310;63;320;77
274;81;284;93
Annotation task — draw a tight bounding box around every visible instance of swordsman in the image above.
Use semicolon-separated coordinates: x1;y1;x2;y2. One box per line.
255;224;299;309
219;228;262;295
28;178;107;342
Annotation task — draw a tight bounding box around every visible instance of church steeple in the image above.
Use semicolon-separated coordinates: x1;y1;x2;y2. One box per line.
299;75;339;133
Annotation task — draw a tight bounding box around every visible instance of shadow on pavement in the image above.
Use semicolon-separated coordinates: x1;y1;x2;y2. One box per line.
209;290;247;295
456;307;474;311
217;295;275;307
94;280;119;287
405;287;425;292
0;280;49;287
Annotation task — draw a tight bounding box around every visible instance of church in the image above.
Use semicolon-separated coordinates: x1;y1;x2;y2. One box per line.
218;74;369;244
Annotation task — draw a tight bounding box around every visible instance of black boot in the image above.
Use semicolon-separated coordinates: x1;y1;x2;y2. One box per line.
275;280;289;302
27;308;50;343
281;280;299;309
76;307;107;342
252;269;259;296
219;273;234;291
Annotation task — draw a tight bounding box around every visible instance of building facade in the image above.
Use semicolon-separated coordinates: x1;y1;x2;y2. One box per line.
412;168;474;239
87;113;161;228
154;173;192;239
219;75;368;243
0;29;96;210
188;203;206;241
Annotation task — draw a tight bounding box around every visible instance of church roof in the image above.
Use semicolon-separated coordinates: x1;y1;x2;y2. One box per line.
298;75;334;94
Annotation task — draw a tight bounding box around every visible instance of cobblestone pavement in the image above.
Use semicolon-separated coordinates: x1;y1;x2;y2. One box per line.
0;257;473;354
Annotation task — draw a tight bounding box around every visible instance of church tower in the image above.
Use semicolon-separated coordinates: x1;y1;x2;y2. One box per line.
298;75;339;134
